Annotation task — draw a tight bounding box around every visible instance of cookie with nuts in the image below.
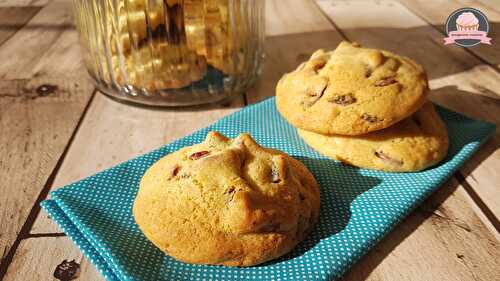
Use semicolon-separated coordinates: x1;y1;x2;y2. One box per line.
133;132;320;266
276;41;429;135
298;102;449;172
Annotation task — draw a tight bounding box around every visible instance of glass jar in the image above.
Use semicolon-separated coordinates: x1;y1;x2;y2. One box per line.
73;0;265;106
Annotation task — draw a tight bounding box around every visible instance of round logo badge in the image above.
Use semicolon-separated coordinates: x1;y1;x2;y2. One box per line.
444;7;492;47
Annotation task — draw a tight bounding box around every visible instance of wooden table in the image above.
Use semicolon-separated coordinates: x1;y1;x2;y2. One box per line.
0;0;499;280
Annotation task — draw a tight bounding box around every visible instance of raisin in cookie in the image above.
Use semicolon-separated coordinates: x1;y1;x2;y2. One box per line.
276;41;429;135
133;132;320;266
298;102;449;172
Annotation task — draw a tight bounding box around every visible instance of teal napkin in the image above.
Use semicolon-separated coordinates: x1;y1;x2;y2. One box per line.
41;97;495;281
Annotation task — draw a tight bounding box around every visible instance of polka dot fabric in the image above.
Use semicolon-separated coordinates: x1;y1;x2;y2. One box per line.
41;98;495;281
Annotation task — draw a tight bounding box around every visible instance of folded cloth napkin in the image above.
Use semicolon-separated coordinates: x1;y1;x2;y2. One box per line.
42;97;495;281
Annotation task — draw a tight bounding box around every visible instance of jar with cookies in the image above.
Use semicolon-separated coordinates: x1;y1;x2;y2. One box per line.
73;0;265;106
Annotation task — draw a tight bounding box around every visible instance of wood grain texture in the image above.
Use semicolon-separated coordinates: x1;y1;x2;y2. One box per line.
0;0;81;79
316;0;500;227
429;73;500;234
265;0;333;36
0;77;93;263
0;0;48;7
400;0;500;69
0;7;41;46
0;0;94;270
3;236;104;281
477;0;500;13
342;178;500;281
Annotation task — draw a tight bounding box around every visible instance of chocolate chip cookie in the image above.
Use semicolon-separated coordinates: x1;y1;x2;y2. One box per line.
276;41;429;135
298;102;449;172
133;132;320;266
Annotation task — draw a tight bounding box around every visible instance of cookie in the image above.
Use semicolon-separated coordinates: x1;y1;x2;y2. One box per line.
276;41;429;135
298;102;449;172
133;132;320;266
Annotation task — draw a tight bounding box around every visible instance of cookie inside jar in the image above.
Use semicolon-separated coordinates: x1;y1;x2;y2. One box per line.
74;0;264;105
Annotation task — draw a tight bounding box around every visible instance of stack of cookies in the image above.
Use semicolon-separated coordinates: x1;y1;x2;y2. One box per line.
276;42;449;172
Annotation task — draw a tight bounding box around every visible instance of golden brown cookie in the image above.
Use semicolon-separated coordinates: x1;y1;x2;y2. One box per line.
276;41;429;135
298;102;449;172
133;132;320;266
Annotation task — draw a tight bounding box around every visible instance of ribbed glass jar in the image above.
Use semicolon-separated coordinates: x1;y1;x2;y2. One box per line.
73;0;265;106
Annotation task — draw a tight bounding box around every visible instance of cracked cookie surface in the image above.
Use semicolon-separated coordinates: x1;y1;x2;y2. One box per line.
133;132;320;266
298;102;449;172
276;41;429;135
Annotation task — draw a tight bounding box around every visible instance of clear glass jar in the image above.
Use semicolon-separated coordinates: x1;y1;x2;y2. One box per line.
73;0;265;106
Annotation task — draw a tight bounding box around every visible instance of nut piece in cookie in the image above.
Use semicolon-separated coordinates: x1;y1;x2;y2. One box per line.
133;132;320;266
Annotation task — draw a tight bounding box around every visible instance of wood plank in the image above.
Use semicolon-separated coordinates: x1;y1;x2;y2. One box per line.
0;0;81;79
0;7;41;46
0;0;49;7
3;236;104;281
265;0;333;36
0;77;93;264
400;0;500;69
315;0;500;228
0;0;94;271
428;68;500;235
342;178;500;281
477;0;500;13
